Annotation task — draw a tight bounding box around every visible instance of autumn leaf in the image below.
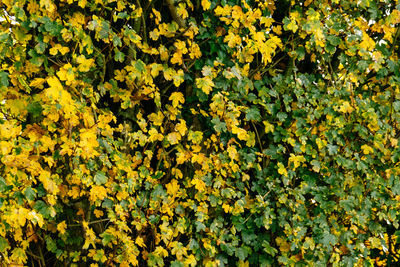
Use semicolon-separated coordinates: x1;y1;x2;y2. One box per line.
57;221;67;234
196;77;214;95
169;92;185;107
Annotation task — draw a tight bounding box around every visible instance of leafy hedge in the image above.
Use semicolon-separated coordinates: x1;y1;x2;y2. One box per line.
1;0;400;266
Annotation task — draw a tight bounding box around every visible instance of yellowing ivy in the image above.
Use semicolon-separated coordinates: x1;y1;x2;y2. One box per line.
1;0;400;266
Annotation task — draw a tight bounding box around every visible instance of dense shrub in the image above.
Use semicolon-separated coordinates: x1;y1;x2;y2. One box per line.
1;0;400;266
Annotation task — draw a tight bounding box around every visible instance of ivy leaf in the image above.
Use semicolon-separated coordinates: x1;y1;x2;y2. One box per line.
276;112;287;122
0;237;9;252
0;71;9;88
327;144;338;155
171;261;184;267
24;187;36;201
262;241;278;256
34;200;52;218
235;246;249;261
195;221;206;232
94;171;108;185
114;50;125;62
211;117;227;132
245;107;261;122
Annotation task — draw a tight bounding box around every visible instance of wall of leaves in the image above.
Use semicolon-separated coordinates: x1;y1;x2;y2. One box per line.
1;0;400;266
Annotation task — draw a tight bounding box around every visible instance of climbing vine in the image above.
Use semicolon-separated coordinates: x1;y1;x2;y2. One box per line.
1;0;400;266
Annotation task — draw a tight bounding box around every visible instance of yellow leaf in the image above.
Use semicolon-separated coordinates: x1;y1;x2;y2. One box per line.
171;51;183;65
263;121;274;133
152;8;162;24
148;127;164;142
174;40;187;52
222;203;232;213
154;246;169;258
166;179;180;197
93;209;104;218
201;0;211;10
177;3;189;19
169;92;185;107
172;167;183;179
368;237;381;249
59;46;70;55
10;247;27;265
189;43;202;59
135;236;147;248
89;185;108;202
232;127;249;141
191;178;206;191
39;171;60;194
57;221;67;234
260;17;274;28
167;132;181;145
224;31;241;48
361;144;374;155
175;119;187;136
276;237;290;252
188;131;203;144
277;162;288;177
148;111;164;126
29;78;46;87
39;0;56;13
287;20;298;32
49;45;60;55
173;69;185;87
57;63;75;83
78;0;87;8
76;55;95;72
273;25;283;35
227;145;238;160
47;76;63;91
339;101;354;113
79;127;99;158
288;154;306;170
360;32;375;51
184;254;197;266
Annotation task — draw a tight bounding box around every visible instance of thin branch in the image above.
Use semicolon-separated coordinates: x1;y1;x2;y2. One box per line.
165;0;186;28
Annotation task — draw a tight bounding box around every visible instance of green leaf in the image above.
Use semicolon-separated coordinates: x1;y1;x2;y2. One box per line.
27;102;43;117
211;117;227;132
276;112;287;122
99;21;111;39
24;187;36;201
0;237;9;252
262;241;278;256
94;171;108;185
170;261;184;267
112;35;122;47
114;50;125;62
34;200;52;218
327;144;338;155
195;221;206;232
0;71;9;88
101;232;114;246
245;106;261;122
235;246;249;261
135;60;146;72
327;35;341;46
393;101;400;112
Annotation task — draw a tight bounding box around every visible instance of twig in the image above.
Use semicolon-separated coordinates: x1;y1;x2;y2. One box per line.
135;0;147;43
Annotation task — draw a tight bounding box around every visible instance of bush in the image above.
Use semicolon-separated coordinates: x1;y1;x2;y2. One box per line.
1;0;400;266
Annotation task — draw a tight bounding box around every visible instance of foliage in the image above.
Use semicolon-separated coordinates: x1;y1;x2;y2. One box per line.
1;0;400;266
